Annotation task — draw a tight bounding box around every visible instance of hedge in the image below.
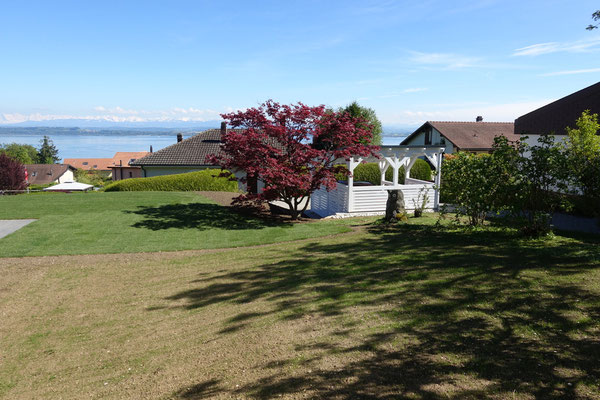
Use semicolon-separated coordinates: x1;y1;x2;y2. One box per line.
409;159;432;181
335;159;433;185
103;169;238;192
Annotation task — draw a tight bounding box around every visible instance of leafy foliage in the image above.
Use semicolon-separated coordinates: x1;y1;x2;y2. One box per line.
0;143;38;164
493;135;567;236
339;101;383;146
587;9;600;30
210;100;378;219
37;136;60;164
409;159;432;181
441;152;506;226
104;170;238;192
0;153;27;191
563;110;600;218
74;169;112;187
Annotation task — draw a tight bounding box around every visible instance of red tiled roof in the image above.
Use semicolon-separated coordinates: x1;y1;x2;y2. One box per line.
111;152;149;167
62;158;113;171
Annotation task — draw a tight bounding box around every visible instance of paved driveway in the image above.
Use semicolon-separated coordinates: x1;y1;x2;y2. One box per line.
0;219;36;239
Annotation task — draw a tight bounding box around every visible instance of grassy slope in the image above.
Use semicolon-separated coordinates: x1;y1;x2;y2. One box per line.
0;192;350;257
1;217;599;399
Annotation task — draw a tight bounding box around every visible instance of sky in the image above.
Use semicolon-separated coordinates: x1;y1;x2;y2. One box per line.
0;0;599;128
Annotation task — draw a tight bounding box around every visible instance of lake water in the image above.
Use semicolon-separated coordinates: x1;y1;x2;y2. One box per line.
0;133;406;161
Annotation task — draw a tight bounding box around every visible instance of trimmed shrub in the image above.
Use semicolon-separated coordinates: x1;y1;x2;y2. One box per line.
104;170;238;192
335;162;412;185
409;159;432;181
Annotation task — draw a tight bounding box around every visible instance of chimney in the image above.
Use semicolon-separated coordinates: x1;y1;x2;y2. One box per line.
177;133;183;143
220;121;227;138
476;116;483;122
150;145;153;153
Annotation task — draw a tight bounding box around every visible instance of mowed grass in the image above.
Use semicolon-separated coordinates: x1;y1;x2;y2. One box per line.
1;217;599;399
0;191;351;257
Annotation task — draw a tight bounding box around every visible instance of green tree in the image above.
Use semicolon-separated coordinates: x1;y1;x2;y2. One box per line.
587;10;599;30
563;110;600;217
37;136;60;164
339;101;383;145
0;143;38;164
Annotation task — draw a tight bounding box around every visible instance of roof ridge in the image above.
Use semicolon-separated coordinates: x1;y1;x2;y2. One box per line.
428;120;513;124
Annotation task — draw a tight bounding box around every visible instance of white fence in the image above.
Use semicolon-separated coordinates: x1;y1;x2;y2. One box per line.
311;180;435;217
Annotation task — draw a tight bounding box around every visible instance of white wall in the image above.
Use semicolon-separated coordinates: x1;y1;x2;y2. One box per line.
404;128;455;153
311;181;435;217
56;169;74;184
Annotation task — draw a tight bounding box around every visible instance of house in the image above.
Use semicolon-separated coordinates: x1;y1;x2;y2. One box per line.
515;81;600;148
130;123;265;193
130;128;223;177
108;152;149;181
24;164;76;186
401;119;518;153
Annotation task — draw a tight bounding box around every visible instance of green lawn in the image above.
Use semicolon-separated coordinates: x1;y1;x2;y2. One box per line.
1;216;599;399
0;191;351;257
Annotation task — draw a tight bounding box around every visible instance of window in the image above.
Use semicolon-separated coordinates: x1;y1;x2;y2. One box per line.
83;162;88;165
424;128;432;145
129;171;133;178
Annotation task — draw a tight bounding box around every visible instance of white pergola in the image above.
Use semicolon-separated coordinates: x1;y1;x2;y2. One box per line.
312;145;446;217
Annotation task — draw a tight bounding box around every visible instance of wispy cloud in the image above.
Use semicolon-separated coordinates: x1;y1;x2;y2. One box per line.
378;88;428;99
409;51;482;69
513;37;600;56
380;99;552;125
540;67;600;76
0;107;230;124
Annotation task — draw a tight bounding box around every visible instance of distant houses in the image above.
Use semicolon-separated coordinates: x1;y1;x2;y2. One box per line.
24;164;76;186
64;151;149;181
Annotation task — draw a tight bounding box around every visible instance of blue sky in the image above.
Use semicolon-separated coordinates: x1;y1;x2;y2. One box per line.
0;0;599;127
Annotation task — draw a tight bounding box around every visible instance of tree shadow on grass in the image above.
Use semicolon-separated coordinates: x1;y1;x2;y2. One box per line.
127;203;291;231
166;221;600;399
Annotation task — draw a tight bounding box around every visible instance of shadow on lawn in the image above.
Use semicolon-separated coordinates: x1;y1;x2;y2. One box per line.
166;221;600;399
127;203;288;231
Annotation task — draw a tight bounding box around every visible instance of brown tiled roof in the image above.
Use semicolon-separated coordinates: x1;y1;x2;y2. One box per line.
24;164;75;185
402;121;517;150
514;81;600;135
131;130;225;166
63;157;113;171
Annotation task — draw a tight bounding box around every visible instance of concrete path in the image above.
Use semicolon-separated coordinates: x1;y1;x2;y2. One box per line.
0;219;36;239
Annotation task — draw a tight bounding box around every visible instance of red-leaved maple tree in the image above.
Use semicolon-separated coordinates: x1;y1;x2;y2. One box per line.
0;153;27;191
208;100;379;219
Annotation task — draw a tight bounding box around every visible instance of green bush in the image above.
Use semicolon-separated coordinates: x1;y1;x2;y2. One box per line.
409;159;432;181
104;170;238;192
334;160;434;185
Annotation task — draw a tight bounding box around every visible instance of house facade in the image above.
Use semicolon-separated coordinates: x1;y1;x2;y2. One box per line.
109;152;149;181
401;120;518;153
